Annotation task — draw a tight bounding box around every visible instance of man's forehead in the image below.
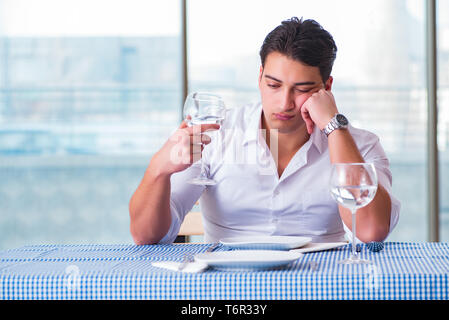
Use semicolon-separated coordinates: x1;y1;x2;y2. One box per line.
264;74;317;86
262;53;322;83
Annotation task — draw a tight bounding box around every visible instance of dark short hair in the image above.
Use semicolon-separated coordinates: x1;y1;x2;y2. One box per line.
259;17;337;82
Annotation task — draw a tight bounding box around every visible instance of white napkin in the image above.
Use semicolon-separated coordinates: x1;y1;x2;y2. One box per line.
151;261;209;273
290;242;348;253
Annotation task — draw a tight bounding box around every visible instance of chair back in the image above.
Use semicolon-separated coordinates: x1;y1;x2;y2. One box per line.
178;211;204;236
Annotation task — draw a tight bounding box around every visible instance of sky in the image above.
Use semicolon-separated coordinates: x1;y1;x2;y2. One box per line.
0;0;180;36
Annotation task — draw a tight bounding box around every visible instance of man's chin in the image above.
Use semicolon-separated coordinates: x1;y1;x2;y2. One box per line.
268;121;306;134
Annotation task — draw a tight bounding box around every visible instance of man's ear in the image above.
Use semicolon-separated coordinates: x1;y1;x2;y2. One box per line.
325;76;333;90
258;66;264;84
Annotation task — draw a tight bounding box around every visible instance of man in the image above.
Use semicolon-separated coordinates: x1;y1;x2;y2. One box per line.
129;17;400;245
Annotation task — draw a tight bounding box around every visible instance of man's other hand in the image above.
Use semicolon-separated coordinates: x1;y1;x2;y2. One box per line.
300;89;339;134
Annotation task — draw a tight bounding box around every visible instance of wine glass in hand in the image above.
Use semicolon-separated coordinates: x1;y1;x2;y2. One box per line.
183;92;226;185
330;163;378;265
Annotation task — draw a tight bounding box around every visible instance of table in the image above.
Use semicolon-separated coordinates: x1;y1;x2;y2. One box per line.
0;242;448;300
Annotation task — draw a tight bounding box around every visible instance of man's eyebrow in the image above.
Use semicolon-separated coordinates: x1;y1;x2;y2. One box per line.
264;74;316;86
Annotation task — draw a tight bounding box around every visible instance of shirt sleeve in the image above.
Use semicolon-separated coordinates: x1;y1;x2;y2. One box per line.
157;163;206;244
343;127;401;242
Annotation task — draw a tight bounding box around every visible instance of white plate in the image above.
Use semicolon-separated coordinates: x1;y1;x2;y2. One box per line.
194;250;303;270
219;235;312;250
289;242;348;253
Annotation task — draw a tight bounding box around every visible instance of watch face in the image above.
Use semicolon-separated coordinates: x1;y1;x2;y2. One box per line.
336;114;348;126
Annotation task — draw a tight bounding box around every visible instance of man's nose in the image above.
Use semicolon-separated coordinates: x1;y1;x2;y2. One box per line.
280;88;295;111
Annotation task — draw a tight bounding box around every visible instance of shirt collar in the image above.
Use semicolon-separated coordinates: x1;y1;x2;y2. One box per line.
241;102;263;146
241;101;327;154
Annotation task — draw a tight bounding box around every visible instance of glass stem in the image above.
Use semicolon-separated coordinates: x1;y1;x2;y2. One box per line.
199;143;207;178
351;209;358;260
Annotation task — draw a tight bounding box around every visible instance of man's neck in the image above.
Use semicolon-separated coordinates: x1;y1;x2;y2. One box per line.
261;112;310;156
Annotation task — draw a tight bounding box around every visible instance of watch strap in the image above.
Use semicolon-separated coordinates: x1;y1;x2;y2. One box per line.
323;114;348;137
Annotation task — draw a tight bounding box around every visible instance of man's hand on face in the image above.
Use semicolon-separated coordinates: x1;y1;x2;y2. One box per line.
300;89;339;135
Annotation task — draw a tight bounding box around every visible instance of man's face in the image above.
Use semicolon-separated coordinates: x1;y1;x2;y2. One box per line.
258;51;332;134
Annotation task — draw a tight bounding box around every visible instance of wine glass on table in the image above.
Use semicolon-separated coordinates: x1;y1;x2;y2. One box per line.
329;163;378;265
183;92;226;185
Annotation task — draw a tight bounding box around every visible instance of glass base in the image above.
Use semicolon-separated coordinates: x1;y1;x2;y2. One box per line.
338;256;372;265
187;177;217;185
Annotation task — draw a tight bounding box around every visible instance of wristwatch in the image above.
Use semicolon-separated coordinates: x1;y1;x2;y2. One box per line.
322;113;349;137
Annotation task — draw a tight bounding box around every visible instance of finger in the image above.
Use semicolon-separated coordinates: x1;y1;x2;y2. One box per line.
179;120;189;129
179;115;192;129
201;134;211;144
179;121;188;129
180;145;203;164
190;134;211;145
300;106;314;135
306;120;314;134
304;114;314;134
300;105;310;123
302;112;313;134
201;124;221;132
191;144;204;155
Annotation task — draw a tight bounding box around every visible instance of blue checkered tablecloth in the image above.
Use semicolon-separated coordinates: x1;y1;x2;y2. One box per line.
0;242;448;300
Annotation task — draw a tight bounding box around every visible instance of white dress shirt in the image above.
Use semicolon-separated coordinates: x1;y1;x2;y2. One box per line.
159;102;400;244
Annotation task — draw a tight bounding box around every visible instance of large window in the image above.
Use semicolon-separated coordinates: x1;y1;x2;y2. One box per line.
0;0;181;249
0;0;446;249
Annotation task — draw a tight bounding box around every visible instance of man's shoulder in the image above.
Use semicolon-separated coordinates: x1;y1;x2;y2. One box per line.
347;125;385;157
348;125;380;143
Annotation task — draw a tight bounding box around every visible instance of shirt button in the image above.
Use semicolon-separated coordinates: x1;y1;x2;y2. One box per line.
273;190;280;197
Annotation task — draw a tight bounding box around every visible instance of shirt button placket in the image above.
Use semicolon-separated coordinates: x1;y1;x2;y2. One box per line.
271;187;280;231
